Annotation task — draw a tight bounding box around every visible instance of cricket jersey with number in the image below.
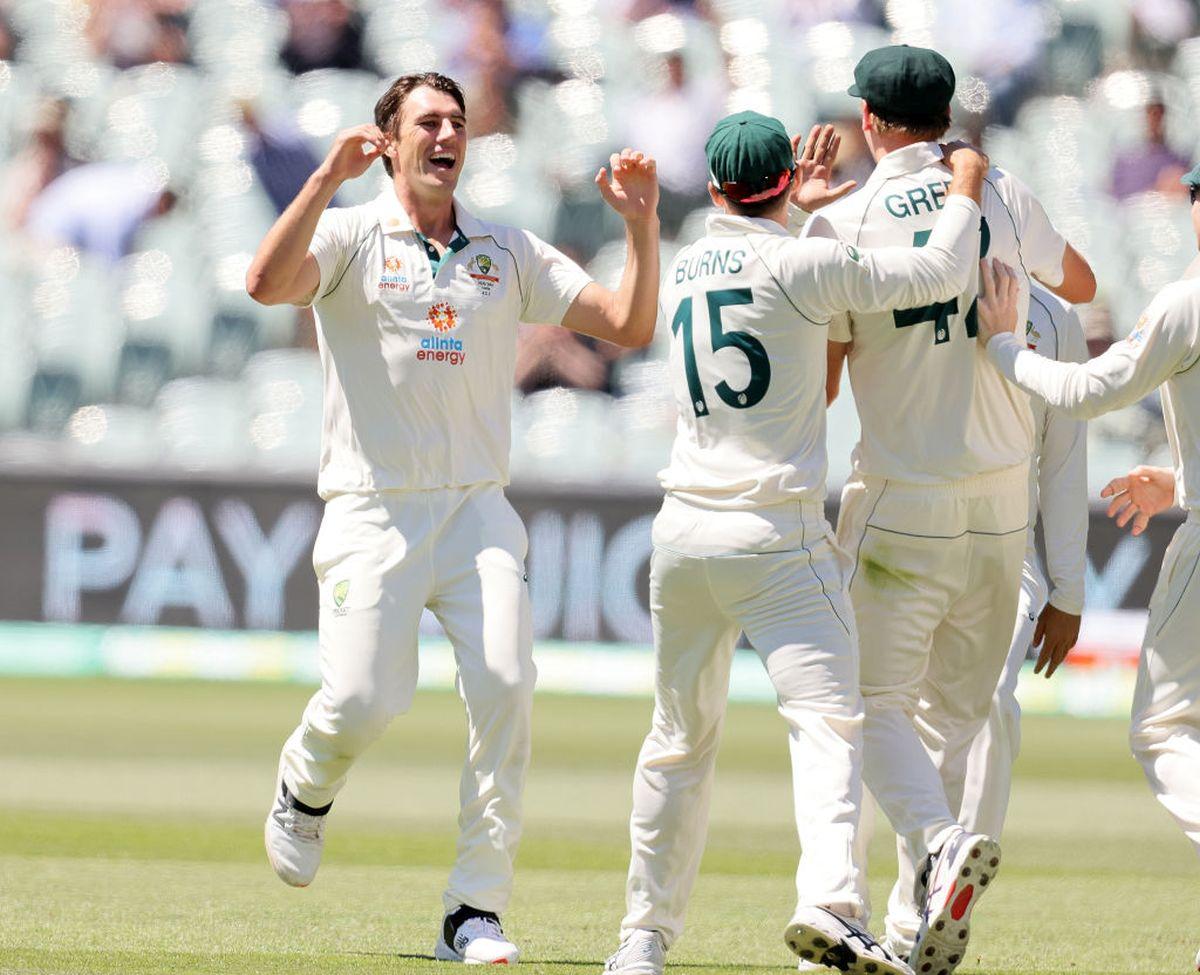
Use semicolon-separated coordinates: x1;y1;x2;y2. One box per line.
1023;285;1088;614
990;277;1200;512
304;189;592;499
804;142;1071;483
655;194;981;516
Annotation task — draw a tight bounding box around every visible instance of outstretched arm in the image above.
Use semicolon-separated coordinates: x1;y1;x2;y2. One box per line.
978;260;1194;419
561;149;660;349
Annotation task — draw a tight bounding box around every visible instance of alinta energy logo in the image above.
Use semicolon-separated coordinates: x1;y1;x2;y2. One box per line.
468;253;499;296
420;302;466;365
379;254;410;293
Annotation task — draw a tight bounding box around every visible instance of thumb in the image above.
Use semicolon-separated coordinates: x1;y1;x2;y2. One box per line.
595;167;617;206
1033;613;1047;650
829;179;858;202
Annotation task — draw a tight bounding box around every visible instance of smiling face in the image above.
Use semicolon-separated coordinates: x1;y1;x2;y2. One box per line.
390;85;467;203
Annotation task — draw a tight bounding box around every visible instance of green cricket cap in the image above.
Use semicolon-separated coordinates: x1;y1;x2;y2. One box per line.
848;45;955;116
705;110;795;204
1181;162;1200;190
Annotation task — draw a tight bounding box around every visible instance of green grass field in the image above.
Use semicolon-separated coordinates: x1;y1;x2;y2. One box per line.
0;676;1196;975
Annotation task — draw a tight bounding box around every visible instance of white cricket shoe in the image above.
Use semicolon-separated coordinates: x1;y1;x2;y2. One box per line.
603;929;665;975
786;906;913;975
435;907;520;965
908;829;1001;975
1194;944;1199;971
263;776;328;887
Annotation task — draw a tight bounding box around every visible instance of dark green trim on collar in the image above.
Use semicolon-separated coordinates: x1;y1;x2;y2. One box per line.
415;227;470;275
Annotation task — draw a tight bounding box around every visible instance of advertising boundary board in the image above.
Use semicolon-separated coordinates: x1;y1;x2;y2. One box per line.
0;467;1181;641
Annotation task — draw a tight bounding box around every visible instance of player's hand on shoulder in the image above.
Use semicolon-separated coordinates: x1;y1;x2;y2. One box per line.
975;257;1020;345
1032;603;1081;679
940;139;989;176
318;124;392;184
1100;465;1176;536
790;124;857;212
595;148;659;226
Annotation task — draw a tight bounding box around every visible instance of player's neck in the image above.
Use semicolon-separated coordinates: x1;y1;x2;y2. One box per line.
391;179;457;244
868;134;929;163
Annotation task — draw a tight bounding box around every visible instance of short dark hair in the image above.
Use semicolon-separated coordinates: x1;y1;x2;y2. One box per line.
374;72;466;177
867;102;951;142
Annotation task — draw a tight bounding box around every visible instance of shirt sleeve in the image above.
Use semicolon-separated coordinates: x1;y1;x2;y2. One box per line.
1035;304;1089;614
997;169;1068;288
775;196;981;322
518;230;593;325
300;206;359;308
801;212;852;342
987;283;1200;419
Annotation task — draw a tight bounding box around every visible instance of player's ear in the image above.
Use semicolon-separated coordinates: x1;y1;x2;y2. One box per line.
707;183;723;209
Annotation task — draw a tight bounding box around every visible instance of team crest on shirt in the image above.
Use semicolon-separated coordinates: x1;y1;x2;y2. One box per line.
467;253;500;295
332;579;350;616
1025;320;1041;351
378;254;410;293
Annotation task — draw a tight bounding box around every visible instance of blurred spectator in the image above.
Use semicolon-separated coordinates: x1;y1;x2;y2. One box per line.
279;0;375;75
1082;301;1117;360
1130;0;1197;69
515;324;623;396
239;102;337;215
2;99;74;232
624;52;723;236
0;8;20;61
1109;94;1192;200
785;0;885;30
935;0;1044;125
25;161;176;264
445;0;517;137
86;0;191;69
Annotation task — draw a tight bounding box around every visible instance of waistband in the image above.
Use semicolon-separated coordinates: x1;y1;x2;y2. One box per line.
852;461;1029;499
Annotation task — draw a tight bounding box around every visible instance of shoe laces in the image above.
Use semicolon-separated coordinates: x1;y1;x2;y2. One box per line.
273;796;326;842
609;930;661;967
456;914;506;945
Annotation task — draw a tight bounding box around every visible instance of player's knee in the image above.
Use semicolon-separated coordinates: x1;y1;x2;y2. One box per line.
325;690;394;752
469;662;536;715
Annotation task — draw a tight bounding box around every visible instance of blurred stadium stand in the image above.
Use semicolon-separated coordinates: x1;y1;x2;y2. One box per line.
0;0;1197;495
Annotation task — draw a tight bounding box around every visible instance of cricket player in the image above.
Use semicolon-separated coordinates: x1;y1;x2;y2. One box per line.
246;71;661;964
958;283;1088;840
603;110;992;975
977;164;1200;971
805;45;1098;970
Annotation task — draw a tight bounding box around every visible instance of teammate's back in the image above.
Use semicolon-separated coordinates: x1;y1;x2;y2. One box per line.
806;147;1072;483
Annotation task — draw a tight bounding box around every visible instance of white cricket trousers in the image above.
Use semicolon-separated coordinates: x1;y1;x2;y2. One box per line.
279;483;534;914
623;500;867;949
958;569;1045;839
836;466;1027;947
1129;513;1200;858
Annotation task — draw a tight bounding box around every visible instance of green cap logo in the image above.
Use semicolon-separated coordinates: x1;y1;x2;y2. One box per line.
333;580;349;608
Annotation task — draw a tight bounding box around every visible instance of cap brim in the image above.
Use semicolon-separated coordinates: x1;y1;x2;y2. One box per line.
847;83;861;97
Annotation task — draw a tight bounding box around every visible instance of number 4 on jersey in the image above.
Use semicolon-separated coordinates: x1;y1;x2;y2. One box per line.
893;217;990;345
671;288;770;418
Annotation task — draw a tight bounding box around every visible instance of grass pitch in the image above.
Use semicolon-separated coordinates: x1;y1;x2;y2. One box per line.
0;675;1196;975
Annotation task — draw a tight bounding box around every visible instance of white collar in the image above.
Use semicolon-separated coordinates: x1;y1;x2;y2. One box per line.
703;211;790;239
373;189;487;239
867;142;946;183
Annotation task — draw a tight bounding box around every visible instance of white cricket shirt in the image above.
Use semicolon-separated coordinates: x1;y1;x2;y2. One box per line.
304;190;591;499
989;277;1200;513
656;194;980;516
804;142;1070;483
1024;285;1088;614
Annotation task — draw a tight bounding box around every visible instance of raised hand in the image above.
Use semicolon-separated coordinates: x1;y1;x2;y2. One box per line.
320;124;392;184
596;149;659;225
1100;465;1176;536
1032;603;1082;678
790;124;857;212
975;257;1021;345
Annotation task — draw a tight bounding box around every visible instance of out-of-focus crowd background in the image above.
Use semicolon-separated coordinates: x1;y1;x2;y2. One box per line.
0;0;1197;493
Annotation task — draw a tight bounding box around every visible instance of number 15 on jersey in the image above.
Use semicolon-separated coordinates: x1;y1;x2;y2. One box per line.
671;288;771;418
